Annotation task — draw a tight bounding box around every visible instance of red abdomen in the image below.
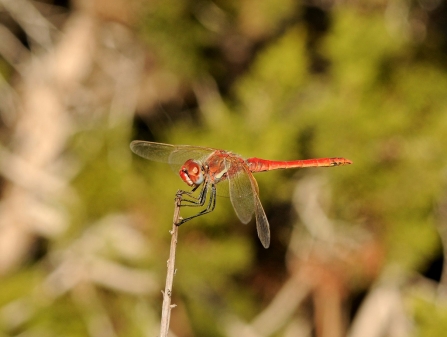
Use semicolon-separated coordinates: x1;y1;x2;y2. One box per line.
246;157;352;173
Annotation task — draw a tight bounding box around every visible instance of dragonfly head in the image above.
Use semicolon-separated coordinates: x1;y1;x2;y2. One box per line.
179;159;204;187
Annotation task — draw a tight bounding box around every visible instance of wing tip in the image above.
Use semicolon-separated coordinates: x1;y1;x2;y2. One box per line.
258;225;271;249
129;140;141;151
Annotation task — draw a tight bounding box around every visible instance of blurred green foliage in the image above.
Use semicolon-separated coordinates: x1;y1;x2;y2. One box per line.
413;295;447;337
2;0;447;336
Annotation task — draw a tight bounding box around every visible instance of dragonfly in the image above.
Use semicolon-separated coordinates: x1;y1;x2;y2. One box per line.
130;141;352;248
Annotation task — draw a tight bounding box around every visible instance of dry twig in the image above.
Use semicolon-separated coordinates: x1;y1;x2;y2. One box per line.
159;192;182;337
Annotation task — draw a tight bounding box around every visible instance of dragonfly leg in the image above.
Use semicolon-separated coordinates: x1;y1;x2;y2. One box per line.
178;182;208;207
177;184;216;226
177;184;200;199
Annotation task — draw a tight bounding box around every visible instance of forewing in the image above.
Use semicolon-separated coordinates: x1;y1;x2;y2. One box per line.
130;140;216;171
130;141;177;163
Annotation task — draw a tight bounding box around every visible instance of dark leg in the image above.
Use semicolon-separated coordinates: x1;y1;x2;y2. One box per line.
177;184;216;226
177;182;208;207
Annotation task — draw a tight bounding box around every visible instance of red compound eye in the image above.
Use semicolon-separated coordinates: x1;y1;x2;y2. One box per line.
179;160;204;186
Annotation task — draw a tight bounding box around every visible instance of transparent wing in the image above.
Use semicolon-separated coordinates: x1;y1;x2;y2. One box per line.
215;179;230;197
227;162;255;224
130;140;216;171
226;160;270;248
253;191;270;248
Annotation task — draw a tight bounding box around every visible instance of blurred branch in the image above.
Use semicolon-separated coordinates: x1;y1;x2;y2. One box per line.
290;176;385;337
0;144;72;195
0;15;73;274
0;1;143;275
223;315;263;337
348;285;411;337
71;283;118;337
251;278;311;335
41;214;157;297
0;72;20;126
159;193;182;337
0;214;156;333
0;0;57;50
223;279;310;337
292;175;335;244
0;23;29;73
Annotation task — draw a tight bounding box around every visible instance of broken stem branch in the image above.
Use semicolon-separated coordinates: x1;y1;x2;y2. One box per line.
159;191;182;337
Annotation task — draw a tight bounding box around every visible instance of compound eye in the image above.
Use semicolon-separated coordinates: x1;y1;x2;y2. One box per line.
178;160;204;186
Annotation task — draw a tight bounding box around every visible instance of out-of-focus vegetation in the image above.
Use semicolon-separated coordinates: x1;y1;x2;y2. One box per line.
1;0;447;336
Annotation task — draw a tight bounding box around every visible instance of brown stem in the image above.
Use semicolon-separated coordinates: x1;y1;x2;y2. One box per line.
159;191;182;337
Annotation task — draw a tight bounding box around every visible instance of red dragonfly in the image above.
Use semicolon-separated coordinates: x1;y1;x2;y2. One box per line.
130;141;352;248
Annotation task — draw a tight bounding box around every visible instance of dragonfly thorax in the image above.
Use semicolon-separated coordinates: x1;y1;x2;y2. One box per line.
179;159;205;187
